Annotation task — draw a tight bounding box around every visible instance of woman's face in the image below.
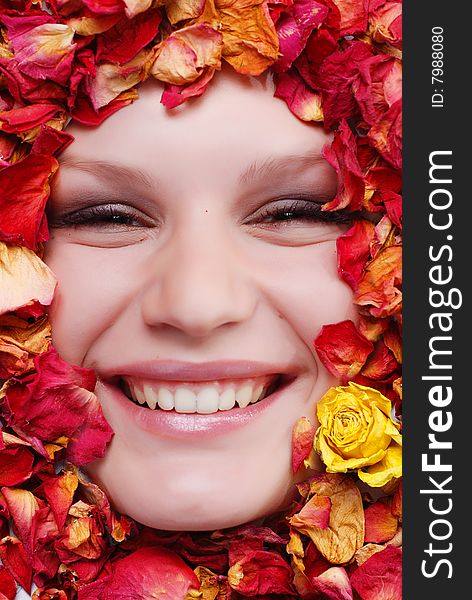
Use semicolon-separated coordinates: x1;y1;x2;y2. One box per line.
44;69;356;531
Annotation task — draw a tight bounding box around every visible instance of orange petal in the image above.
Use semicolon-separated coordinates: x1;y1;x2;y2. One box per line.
0;315;51;379
200;0;279;75
289;494;332;532
292;416;316;474
151;23;223;85
364;500;398;543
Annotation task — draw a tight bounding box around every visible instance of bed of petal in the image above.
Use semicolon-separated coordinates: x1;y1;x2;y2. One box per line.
0;0;402;598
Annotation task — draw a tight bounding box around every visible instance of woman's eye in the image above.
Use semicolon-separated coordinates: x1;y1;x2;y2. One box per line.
244;198;353;246
247;198;351;226
49;204;150;230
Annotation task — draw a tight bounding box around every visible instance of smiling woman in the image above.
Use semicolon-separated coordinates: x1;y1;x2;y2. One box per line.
44;70;356;532
0;1;402;599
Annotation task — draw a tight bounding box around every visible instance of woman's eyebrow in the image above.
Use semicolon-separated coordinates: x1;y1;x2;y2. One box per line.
239;150;328;186
59;157;155;191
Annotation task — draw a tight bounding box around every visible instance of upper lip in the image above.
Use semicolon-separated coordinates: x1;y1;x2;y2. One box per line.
98;360;298;383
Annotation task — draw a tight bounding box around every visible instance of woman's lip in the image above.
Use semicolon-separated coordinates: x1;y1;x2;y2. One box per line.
97;376;293;440
98;359;298;382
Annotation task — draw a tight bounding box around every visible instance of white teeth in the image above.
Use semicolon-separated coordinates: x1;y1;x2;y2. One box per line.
143;384;158;410
157;388;174;411
174;388;197;413
196;386;220;414
133;385;146;405
218;388;236;411
125;376;277;414
251;384;264;404
235;384;253;409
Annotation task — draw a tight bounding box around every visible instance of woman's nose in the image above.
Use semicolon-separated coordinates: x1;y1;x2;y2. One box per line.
140;227;257;338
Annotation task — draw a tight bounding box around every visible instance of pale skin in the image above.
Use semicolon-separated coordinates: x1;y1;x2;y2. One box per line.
44;68;357;531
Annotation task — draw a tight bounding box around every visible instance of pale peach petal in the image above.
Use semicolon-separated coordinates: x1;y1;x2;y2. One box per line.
0;243;56;315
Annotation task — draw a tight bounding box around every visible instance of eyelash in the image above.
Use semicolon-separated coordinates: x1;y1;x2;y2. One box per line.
51;198;351;229
52;204;147;228
251;198;351;225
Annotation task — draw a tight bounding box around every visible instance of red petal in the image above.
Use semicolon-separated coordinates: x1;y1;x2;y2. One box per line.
0;446;34;486
31;125;74;156
274;0;328;72
274;69;323;121
314;320;374;382
318;42;373;128
322;121;365;211
106;546;200;599
350;546;402;600
360;340;398;382
0;565;17;600
96;9;162;65
0;536;32;593
228;550;296;596
38;470;79;531
4;348;113;463
1;488;41;558
337;220;376;290
329;0;368;36
160;67;216;109
0;153;57;249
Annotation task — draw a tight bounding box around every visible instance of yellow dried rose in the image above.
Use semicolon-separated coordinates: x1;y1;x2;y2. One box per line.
314;382;402;487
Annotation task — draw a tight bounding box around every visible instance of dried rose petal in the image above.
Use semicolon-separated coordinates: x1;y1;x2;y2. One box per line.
364;500;398;543
0;314;51;379
322;121;365;211
318;41;373;128
336;220;376;290
0;536;32;593
368;99;402;170
273;0;328;72
0;244;56;316
0;153;57;249
228;549;296;595
355;245;402;318
192;565;230;599
166;0;206;24
274;70;323;122
160;67;217;108
71;88;138;126
315;320;374;382
86;51;147;110
0;443;34;487
307;566;353;600
292;416;316;474
350;545;402;600
0;565;17;600
4;348;113;464
0;103;63;133
368;0;402;48
198;0;279;75
360;340;398;382
103;546;200;599
295;474;364;564
95;9;162;65
289;494;331;531
330;0;368;36
38;470;79;531
150;23;223;86
1;14;76;85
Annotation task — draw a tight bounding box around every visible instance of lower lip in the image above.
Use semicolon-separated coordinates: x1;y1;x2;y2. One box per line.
99;379;291;440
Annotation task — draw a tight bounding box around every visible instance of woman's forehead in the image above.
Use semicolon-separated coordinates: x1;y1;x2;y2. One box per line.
64;67;331;163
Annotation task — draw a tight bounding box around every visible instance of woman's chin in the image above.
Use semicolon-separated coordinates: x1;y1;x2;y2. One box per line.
86;462;298;532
